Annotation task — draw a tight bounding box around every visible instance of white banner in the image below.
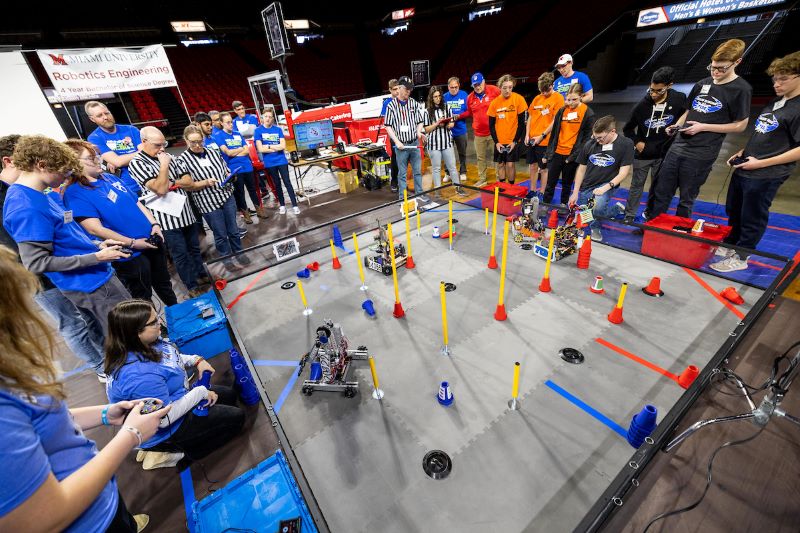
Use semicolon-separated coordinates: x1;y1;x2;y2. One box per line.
37;45;178;98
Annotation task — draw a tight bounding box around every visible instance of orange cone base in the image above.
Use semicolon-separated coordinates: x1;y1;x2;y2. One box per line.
577;260;590;270
332;257;342;270
487;255;498;269
720;286;744;305
539;276;552;292
393;301;405;318
607;307;624;324
642;277;664;297
215;278;227;290
405;255;415;269
677;365;700;389
494;303;507;321
590;286;605;294
440;230;456;239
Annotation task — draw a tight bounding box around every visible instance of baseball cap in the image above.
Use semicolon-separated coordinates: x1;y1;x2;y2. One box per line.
471;72;484;86
397;76;413;91
555;54;573;67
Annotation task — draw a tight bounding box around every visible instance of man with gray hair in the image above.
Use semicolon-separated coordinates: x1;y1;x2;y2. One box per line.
85;100;142;195
209;110;223;133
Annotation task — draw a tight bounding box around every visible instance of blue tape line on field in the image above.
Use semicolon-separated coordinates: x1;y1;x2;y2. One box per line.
252;359;302;367
274;363;301;414
427;208;480;213
179;467;196;532
545;380;627;438
62;363;91;379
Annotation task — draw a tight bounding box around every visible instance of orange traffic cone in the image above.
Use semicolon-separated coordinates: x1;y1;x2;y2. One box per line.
677;365;700;389
488;255;498;269
547;209;559;229
215;278;227;290
539;275;551;293
332;256;342;269
720;286;744;305
393;301;405;318
607;282;628;324
577;236;592;269
642;276;664;297
307;261;320;271
575;213;586;230
494;303;507;321
405;255;416;269
590;275;604;294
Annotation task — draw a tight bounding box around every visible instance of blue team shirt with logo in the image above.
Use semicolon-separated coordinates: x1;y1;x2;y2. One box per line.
553;71;593;98
577;135;635;190
2;184;112;292
204;136;220;151
253;124;288;167
443;90;468;137
233;114;259;134
87;124;142;195
211;130;254;173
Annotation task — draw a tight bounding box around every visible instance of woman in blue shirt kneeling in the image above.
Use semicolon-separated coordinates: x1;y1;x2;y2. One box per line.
105;300;245;469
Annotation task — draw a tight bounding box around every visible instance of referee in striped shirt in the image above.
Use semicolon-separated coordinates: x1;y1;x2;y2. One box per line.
128;126;208;296
384;76;428;201
179;125;248;271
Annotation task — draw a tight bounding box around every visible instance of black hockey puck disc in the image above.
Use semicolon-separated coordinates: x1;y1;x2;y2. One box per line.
422;450;452;480
560;348;584;364
281;281;296;290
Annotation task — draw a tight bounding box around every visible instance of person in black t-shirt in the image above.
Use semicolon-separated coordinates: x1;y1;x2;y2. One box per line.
569;116;635;242
649;39;752;220
710;51;800;273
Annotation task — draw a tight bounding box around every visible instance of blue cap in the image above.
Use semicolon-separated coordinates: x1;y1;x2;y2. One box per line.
471;72;484;86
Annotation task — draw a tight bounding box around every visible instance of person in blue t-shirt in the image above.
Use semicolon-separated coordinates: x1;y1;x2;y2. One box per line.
0;248;166;532
553;54;594;103
194;112;221;151
63;139;177;306
232;100;259;137
2;136;131;340
212;112;266;222
209;110;223;134
84;101;142;195
254;108;299;215
105;300;245;469
444;76;469;179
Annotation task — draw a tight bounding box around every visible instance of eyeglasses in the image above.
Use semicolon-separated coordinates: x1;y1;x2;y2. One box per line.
648;87;668;95
707;63;735;73
80;155;101;163
593;131;612;143
145;139;169;149
187;139;204;146
772;75;799;85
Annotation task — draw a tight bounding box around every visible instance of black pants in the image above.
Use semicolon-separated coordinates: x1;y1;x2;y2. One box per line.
232;171;261;211
453;134;468;175
112;248;177;306
149;385;245;460
649;151;715;219
390;148;398;188
105;492;136;533
723;171;788;258
544;153;578;205
266;164;298;207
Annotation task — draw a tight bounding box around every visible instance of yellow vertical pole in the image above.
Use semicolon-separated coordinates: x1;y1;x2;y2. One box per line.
353;233;367;290
509;361;521;409
368;355;384;399
448;200;454;251
543;229;556;280
490;186;499;258
405;195;414;262
297;280;312;315
416;205;421;236
497;220;510;306
616;282;628;309
440;281;449;354
387;223;400;304
485;207;489;235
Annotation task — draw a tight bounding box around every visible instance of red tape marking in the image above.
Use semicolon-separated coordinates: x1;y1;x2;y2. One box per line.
227;268;269;309
595;338;680;383
682;267;745;319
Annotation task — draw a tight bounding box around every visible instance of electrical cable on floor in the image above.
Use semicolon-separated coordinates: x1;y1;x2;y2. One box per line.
641;426;765;532
712;166;734;218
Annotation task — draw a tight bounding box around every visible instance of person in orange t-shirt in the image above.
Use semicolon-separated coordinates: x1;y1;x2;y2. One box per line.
543;83;595;205
525;72;564;193
488;74;528;184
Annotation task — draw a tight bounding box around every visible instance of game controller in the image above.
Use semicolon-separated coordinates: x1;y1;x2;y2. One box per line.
146;234;163;248
729;155;748;166
118;247;133;255
140;398;163;414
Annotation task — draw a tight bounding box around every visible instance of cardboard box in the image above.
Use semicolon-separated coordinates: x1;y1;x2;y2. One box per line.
338;170;359;193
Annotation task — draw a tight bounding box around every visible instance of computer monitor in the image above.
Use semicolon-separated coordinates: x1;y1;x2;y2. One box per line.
292;119;335;153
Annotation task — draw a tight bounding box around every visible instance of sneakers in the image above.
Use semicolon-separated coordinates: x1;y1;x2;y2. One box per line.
460;173;467;182
591;227;603;242
710;255;748;273
134;514;150;533
256;206;269;220
292;206;300;215
390;184;398;192
623;215;636;225
715;246;735;258
443;176;450;183
455;186;468;197
223;261;243;272
242;211;253;224
188;287;207;298
142;451;185;470
418;194;431;203
96;373;108;383
278;205;286;215
474;178;487;187
238;228;248;238
613;202;626;218
237;254;251;266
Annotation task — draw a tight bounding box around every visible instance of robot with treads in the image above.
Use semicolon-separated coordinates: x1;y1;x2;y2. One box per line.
364;221;406;275
510;195;545;244
533;196;596;261
298;319;369;397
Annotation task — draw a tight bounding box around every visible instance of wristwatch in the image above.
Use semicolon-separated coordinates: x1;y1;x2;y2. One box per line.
608;182;619;189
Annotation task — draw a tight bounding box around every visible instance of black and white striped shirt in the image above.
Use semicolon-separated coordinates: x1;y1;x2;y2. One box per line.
128;152;196;230
178;148;234;214
384;98;425;145
423;107;454;151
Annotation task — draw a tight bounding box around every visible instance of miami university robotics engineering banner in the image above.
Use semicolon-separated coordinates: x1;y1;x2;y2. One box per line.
37;45;178;98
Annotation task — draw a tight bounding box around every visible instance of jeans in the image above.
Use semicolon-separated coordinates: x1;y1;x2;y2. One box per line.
164;225;205;290
544;153;578;205
724;171;788;259
625;158;662;218
232;171;261;211
34;287;106;373
474;135;494;181
427;146;460;188
266;164;297;206
202;195;242;258
149;385;245;460
452;134;468;175
395;145;423;199
649;151;715;219
61;275;131;336
112;248;177;306
577;187;613;231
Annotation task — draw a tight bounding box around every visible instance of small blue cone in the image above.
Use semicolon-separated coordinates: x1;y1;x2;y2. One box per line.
232;363;261;406
309;362;323;381
192;370;214;416
297;268;310;279
229;348;244;368
437;381;454;406
626;405;658;448
362;299;376;316
333;224;344;249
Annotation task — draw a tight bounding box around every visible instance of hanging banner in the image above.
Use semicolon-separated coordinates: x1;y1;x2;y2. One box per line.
637;0;784;27
37;45;178;98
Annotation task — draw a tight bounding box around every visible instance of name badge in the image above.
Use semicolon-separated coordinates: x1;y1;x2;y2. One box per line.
63;210;73;224
533;105;543;109
107;190;118;203
498;113;506;119
570;78;578;85
700;84;711;94
541;108;550;115
199;158;213;168
399;125;411;133
653;103;666;112
773;98;786;111
602;143;613;151
566;111;578;121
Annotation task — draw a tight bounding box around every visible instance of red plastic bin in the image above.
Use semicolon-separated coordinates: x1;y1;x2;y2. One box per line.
641;214;731;269
480;182;529;216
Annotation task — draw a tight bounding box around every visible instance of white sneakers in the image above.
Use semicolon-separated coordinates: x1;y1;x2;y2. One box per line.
139;450;185;470
279;205;286;215
715;246;735;258
710;255;748;272
293;206;301;215
591;228;603;242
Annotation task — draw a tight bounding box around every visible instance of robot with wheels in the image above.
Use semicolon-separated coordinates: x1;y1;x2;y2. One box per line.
533;197;595;261
365;221;406;276
298;319;369;397
511;195;545;244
